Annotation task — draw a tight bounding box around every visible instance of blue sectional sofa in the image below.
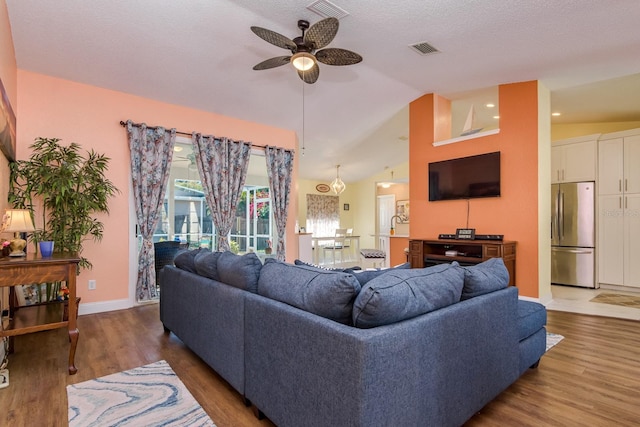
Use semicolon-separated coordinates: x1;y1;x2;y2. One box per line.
160;250;546;427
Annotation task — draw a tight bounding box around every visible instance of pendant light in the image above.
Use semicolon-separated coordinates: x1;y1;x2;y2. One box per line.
331;165;346;195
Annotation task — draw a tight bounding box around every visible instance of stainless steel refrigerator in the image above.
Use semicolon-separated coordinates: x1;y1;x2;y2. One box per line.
551;181;597;288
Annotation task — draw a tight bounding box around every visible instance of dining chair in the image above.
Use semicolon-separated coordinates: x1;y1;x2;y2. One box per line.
323;228;348;265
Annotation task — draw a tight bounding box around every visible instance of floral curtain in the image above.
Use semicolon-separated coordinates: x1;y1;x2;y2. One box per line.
192;133;251;251
306;194;339;237
265;146;294;261
127;121;176;301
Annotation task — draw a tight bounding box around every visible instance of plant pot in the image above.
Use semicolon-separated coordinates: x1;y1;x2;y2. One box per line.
39;241;55;257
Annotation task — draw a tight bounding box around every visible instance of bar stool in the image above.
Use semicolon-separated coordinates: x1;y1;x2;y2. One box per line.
360;248;387;268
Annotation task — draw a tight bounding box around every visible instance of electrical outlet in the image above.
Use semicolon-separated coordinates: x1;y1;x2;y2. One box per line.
88;279;96;290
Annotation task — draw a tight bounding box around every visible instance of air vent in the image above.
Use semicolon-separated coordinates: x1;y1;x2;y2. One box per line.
307;0;349;19
409;41;440;55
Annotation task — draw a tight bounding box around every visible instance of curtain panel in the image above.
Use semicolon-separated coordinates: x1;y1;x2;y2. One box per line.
306;194;339;237
265;146;294;260
192;133;252;251
127;121;176;302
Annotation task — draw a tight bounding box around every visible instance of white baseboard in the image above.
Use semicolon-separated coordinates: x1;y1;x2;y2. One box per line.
78;298;133;316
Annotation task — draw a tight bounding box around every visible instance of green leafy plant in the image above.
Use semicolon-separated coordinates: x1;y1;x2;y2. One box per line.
9;137;119;270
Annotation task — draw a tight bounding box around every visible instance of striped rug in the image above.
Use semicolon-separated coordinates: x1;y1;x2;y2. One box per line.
67;360;215;426
546;332;564;352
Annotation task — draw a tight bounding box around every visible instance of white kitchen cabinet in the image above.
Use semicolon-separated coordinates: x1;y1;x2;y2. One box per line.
597;129;640;288
598;135;640;195
551;135;598;184
623;194;640;287
598;195;624;286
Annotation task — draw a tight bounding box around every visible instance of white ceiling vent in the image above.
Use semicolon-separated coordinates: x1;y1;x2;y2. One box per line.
409;41;440;55
307;0;349;19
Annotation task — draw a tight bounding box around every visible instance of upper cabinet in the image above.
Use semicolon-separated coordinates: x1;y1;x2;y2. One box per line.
598;131;640;195
551;135;599;183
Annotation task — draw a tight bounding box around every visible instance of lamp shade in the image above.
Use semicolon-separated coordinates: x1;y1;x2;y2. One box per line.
1;209;35;233
1;209;36;257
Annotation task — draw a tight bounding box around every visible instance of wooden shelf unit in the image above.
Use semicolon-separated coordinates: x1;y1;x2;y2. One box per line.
0;253;81;374
409;238;516;286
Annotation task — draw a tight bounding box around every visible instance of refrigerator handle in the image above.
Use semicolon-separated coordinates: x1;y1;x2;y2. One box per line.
559;191;564;239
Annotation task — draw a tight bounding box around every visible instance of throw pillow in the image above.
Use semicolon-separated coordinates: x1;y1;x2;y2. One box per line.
217;251;262;293
258;259;362;325
193;250;222;281
175;248;210;274
344;262;411;286
352;262;464;329
461;257;509;300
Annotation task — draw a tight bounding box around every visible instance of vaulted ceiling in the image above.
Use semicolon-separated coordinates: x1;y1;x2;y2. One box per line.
7;0;640;182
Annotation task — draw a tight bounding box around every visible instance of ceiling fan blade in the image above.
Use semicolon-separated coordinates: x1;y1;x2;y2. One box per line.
298;63;319;84
316;48;363;66
250;26;297;51
253;56;292;70
304;17;339;50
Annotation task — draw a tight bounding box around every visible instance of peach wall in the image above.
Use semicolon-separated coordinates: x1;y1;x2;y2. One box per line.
409;81;540;297
0;0;16;312
16;70;298;309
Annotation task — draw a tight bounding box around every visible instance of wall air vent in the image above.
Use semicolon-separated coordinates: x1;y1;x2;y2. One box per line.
307;0;349;19
409;41;440;55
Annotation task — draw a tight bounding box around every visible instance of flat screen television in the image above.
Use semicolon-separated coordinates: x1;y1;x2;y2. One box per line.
428;151;501;201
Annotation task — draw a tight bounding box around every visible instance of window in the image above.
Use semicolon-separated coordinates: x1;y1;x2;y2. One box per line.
147;139;273;253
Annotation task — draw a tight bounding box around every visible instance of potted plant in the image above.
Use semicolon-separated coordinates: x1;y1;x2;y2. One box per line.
9;137;119;271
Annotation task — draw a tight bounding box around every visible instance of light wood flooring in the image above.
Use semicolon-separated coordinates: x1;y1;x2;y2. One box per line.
1;305;639;426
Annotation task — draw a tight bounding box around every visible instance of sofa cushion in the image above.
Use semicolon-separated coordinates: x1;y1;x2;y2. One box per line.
217;251;262;293
193;250;223;281
175;248;209;273
352;262;464;328
461;257;510;300
344;262;411;286
258;259;361;325
518;300;547;341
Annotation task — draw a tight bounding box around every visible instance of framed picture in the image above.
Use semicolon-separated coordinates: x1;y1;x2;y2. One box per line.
395;200;410;224
344;203;350;211
0;77;16;161
316;183;330;193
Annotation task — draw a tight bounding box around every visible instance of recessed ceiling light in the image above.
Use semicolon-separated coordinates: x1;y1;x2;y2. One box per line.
552;112;561;116
486;103;495;108
493;115;500;119
174;146;183;152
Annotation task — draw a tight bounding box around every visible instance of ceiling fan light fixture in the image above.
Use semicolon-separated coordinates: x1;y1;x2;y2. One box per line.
331;165;346;194
291;52;316;71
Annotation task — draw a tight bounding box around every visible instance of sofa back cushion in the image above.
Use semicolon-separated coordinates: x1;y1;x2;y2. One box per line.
352;262;464;328
461;257;509;300
258;259;361;325
175;248;209;273
217;251;263;293
193;250;223;280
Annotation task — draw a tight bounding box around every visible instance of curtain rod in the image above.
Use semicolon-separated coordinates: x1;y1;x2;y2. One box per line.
119;120;275;150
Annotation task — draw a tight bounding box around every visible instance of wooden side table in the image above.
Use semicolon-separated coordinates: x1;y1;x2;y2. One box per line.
0;253;81;375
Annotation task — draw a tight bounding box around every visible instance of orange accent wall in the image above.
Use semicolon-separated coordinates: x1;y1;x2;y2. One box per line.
16;70;298;305
390;237;409;266
409;82;540;297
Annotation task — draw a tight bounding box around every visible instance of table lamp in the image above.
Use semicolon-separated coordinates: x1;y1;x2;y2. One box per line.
1;209;36;256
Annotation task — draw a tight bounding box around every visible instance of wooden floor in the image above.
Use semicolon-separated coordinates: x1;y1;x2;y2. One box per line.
1;305;639;427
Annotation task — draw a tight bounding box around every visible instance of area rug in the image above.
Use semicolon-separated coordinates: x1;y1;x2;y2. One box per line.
589;292;640;308
546;332;564;352
67;360;215;427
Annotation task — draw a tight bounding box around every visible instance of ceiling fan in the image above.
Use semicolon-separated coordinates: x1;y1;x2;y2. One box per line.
251;17;362;84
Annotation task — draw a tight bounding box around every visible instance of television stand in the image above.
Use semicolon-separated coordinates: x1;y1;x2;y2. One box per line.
409;238;516;286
